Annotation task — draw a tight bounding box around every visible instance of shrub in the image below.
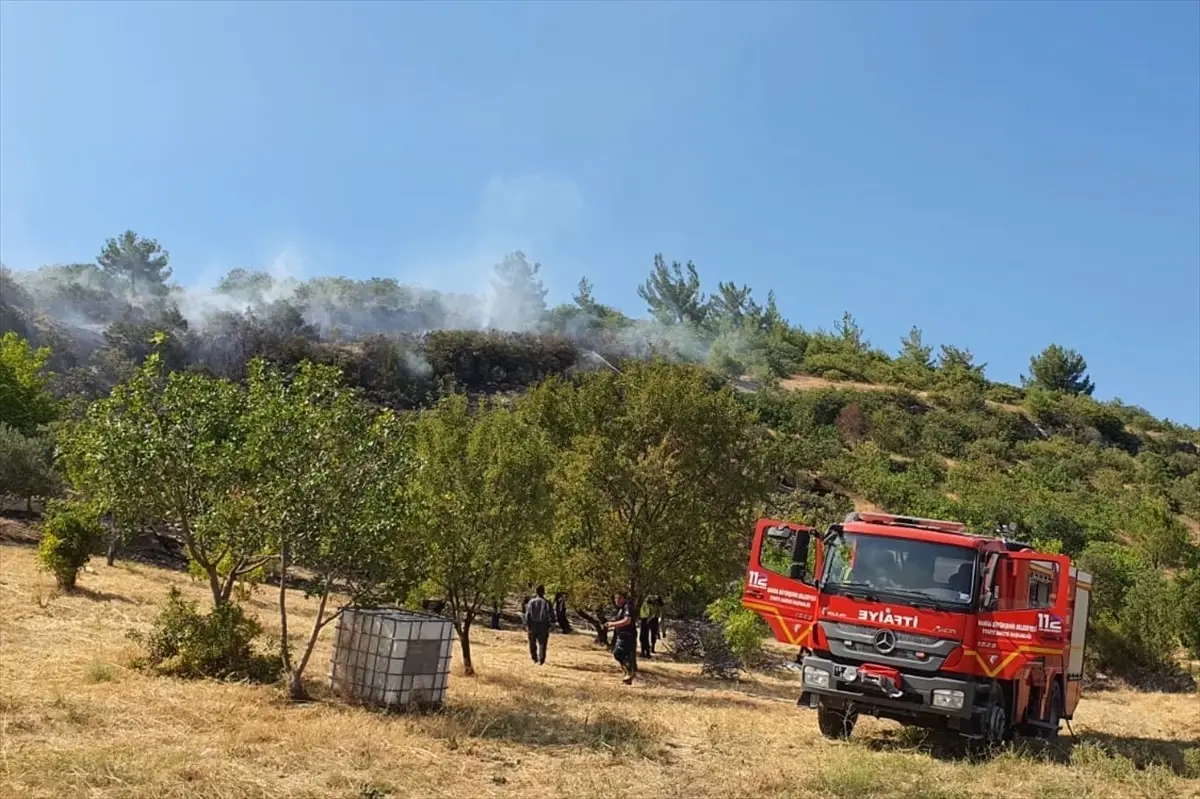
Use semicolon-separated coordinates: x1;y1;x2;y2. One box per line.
1086;570;1184;681
706;587;770;666
1118;572;1182;670
1170;472;1200;519
129;587;281;683
1176;569;1200;660
985;384;1024;405
918;409;971;458
868;406;921;456
35;499;103;591
1078;541;1139;619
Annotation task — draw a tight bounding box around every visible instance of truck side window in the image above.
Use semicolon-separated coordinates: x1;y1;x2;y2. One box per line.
1026;561;1057;610
760;526;817;584
992;556;1058;611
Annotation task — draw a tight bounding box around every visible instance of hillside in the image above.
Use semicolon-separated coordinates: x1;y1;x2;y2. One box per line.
3;236;1200;686
1;537;1197;799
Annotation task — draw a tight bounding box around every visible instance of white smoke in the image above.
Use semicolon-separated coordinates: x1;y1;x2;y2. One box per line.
2;172;733;377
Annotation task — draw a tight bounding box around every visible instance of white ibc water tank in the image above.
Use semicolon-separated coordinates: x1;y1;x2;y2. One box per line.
328;607;454;709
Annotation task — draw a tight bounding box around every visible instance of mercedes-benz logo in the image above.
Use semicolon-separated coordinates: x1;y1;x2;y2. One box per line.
873;628;897;654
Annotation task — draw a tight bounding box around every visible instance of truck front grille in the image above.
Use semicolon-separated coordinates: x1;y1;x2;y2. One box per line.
831;622;943;648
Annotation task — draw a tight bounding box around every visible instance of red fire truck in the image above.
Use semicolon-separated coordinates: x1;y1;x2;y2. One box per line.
742;511;1093;744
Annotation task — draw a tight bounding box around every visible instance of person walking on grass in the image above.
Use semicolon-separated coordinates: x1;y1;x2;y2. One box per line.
606;592;637;684
647;595;663;654
639;598;654;658
524;585;554;665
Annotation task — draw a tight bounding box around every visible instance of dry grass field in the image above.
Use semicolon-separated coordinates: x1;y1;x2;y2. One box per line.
1;535;1197;799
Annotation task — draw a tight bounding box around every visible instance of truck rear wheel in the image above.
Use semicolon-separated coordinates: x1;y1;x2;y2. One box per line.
1036;681;1063;741
816;702;858;740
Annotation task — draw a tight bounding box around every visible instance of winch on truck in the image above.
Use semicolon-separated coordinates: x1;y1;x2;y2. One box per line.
742;511;1093;744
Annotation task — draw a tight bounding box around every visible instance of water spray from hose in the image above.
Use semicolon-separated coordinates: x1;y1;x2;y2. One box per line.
584;350;621;374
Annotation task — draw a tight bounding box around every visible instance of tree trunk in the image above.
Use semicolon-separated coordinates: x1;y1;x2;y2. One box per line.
289;587;331;701
459;621;475;676
106;534;119;567
288;670;306;701
277;546;293;677
578;608;609;646
26;496;33;514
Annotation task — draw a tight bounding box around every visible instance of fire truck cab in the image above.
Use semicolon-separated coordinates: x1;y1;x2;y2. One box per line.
743;511;1092;744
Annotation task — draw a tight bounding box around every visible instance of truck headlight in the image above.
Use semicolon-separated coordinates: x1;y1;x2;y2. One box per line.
803;666;830;689
932;689;964;710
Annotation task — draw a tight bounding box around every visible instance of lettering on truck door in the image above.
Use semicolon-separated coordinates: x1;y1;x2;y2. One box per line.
743;520;821;647
973;552;1071;680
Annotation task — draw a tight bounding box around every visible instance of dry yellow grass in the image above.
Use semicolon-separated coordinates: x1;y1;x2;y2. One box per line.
2;542;1197;799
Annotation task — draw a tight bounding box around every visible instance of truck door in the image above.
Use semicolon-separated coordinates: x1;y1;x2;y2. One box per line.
974;551;1072;681
743;519;821;648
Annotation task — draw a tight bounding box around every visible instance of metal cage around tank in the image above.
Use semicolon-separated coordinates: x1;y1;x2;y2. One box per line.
328;607;454;709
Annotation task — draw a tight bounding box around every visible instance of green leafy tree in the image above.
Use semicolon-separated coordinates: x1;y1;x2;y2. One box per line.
528;360;772;637
241;360;428;698
936;344;986;383
214;268;277;305
898;326;934;370
834;312;868;353
752;290;788;333
710;281;758;329
61;340;267;607
637;254;708;326
895;326;936;386
0;332;58;432
1024;344;1095;396
0;423;62;512
411;393;554;675
97;230;172;295
572;277;597;312
491;251;548;329
1125;493;1192;569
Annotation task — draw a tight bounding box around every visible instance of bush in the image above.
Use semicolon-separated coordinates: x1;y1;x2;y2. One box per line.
985;384;1024;405
868;406;921;456
1086;571;1183;680
35;499;103;591
1176;569;1200;660
1170;472;1200;519
705;587;770;666
129;587;281;683
1120;573;1182;666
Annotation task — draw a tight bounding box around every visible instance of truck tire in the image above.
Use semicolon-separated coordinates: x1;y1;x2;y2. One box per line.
1036;681;1063;741
982;697;1011;746
816;702;858;740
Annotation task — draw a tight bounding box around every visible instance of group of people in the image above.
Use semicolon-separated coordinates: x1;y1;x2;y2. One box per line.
522;587;665;685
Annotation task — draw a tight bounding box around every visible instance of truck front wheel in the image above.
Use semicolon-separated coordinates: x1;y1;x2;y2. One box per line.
816;701;858;740
982;697;1011;746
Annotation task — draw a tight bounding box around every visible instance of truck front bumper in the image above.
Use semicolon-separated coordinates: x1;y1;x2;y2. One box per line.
797;655;976;721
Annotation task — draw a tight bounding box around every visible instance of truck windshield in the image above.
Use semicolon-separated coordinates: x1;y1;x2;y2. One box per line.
821;532;977;609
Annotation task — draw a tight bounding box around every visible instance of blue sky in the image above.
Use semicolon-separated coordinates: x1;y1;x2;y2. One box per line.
2;1;1197;424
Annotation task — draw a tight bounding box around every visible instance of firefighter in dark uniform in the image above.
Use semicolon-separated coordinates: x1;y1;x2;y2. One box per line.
606;592;637;684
